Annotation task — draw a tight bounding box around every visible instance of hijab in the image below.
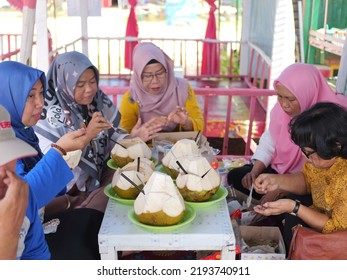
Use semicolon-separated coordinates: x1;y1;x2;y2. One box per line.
130;42;188;131
0;61;45;172
34;51;123;181
270;63;347;174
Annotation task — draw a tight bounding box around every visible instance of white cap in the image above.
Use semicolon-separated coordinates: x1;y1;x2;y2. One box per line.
0;105;38;165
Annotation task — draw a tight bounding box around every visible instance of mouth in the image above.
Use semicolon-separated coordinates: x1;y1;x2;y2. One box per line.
150;87;161;93
33;112;43;120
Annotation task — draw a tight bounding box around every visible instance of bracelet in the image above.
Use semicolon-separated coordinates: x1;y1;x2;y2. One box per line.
64;194;71;210
51;143;67;156
290;200;301;216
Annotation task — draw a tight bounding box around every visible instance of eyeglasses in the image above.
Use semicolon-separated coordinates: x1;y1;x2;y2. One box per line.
301;147;316;159
142;68;166;83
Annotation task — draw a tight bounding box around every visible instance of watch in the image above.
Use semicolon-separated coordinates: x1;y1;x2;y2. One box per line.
290;200;301;216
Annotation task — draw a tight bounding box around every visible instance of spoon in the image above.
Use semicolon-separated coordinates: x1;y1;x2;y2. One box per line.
246;183;254;208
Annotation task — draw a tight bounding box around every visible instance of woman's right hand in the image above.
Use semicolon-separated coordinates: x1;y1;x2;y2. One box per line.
55;128;88;153
85;112;112;141
241;171;257;190
241;160;266;190
130;118;162;142
254;173;280;194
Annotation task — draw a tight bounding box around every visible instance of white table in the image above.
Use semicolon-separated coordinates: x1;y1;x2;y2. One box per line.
98;198;236;260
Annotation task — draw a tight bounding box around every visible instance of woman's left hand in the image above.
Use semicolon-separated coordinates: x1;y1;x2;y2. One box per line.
167;106;188;125
253;198;295;216
167;106;193;130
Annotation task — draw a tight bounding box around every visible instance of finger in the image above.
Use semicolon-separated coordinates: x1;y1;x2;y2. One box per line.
4;170;28;198
131;118;142;131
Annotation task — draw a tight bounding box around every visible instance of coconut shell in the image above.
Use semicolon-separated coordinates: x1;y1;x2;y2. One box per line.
175;156;221;201
134;171;185;226
112;170;145;199
161;139;200;176
111;137;152;168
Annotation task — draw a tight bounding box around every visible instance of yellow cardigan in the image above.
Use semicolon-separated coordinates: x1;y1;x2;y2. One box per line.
303;157;347;233
119;84;204;133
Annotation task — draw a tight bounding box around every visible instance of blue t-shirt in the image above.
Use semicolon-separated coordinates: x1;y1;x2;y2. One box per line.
16;149;73;259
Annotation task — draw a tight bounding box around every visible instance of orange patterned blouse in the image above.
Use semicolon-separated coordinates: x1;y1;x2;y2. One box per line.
302;157;347;233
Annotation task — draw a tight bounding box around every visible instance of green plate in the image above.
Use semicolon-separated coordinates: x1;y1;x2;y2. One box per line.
184;186;228;207
107;158;119;170
128;204;196;232
155;164;166;173
107;158;158;170
103;184;135;205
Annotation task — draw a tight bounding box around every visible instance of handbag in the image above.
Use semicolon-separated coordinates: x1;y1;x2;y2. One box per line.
288;224;347;260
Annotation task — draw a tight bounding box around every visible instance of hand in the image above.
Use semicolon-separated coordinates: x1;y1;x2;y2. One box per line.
253;198;295;216
167;106;192;129
130;118;162;142
56;128;88;153
241;171;257;190
0;170;28;259
85;112;112;140
259;189;288;205
254;173;280;194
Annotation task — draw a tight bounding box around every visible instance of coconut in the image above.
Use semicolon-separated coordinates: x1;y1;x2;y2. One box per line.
111;137;152;167
112;169;145;199
63;149;82;169
175;156;221;202
161;139;200;178
134;171;185;226
121;157;155;182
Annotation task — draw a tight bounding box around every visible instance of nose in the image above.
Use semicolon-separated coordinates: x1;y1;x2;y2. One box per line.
85;82;94;92
281;99;290;107
36;95;44;109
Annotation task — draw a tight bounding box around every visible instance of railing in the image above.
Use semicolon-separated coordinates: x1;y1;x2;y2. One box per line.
100;84;276;156
309;29;345;56
49;36;242;78
1;34;274;156
0;34;21;61
1;35;271;87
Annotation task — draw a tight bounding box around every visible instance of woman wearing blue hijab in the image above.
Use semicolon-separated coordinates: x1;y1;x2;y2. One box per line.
0;61;86;213
0;61;104;259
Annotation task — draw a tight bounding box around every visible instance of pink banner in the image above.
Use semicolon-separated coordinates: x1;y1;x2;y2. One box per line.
124;0;139;70
201;0;220;75
7;0;36;10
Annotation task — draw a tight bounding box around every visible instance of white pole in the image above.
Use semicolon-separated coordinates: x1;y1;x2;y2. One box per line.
298;0;305;63
80;0;89;57
36;0;49;73
20;6;35;65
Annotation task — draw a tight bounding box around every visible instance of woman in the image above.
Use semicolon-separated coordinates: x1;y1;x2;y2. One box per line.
0;106;31;259
0;61;103;259
227;63;347;200
35;51;160;197
254;102;347;249
119;42;204;133
0;60;91;214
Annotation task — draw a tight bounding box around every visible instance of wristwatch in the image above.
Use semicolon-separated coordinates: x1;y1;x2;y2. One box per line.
290;200;301;216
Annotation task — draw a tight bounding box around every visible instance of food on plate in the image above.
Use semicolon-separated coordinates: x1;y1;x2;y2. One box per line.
111;169;146;199
134;171;185;226
161;139;200;178
111;137;152;167
121;157;155;182
222;157;250;170
175;156;221;202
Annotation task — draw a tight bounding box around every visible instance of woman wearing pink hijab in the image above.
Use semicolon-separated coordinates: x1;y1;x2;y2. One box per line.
119;42;204;133
227;63;347;200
